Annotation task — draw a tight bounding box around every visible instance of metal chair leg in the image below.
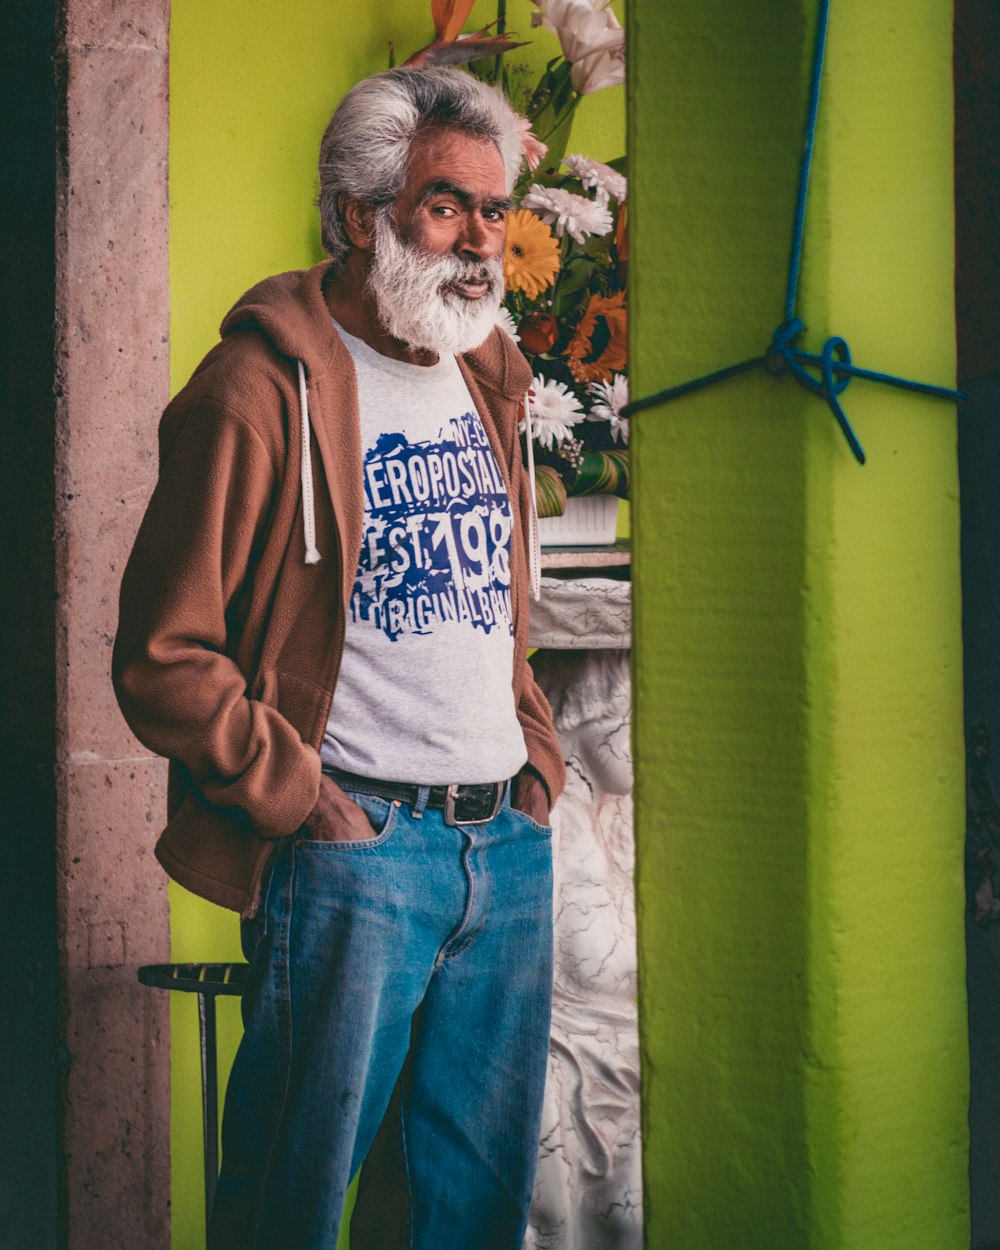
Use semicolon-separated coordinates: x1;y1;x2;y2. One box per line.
198;991;220;1240
138;962;250;1244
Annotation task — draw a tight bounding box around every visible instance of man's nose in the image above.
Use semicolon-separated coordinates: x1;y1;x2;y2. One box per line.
457;212;500;261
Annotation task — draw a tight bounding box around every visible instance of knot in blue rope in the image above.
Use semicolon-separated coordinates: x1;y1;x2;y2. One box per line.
616;0;963;465
767;319;866;463
766;318;804;377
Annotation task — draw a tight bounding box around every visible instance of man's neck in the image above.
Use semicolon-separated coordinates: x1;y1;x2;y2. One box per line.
324;255;439;367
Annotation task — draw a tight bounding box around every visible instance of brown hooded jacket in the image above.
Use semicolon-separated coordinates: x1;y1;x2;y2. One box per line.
113;261;564;916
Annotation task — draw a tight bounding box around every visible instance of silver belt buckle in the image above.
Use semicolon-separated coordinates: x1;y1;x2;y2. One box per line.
443;782;503;827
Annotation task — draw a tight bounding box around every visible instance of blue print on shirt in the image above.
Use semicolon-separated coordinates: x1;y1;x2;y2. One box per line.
350;411;513;642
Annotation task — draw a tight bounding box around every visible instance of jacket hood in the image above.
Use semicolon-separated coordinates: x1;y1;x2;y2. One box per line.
220;262;342;377
219;259;532;394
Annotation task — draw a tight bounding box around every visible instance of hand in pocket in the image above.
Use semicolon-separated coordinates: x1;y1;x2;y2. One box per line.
302;774;380;842
513;769;550;827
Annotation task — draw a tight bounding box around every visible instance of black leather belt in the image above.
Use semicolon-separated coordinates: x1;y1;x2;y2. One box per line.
325;767;505;827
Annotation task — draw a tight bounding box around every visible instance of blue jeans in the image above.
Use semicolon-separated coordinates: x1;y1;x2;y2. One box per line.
208;781;554;1250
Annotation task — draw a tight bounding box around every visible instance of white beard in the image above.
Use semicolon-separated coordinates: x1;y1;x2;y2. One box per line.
367;211;505;358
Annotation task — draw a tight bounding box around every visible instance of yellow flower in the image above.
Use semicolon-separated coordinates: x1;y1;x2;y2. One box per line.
504;209;561;300
565;291;628;384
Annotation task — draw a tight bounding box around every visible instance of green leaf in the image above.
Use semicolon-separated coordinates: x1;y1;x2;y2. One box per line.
534;465;568;518
569;449;630;498
534;103;579;175
551;259;592;309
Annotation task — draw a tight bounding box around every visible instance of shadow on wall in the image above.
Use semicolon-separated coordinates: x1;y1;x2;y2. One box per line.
962;374;1000;1250
956;2;1000;1246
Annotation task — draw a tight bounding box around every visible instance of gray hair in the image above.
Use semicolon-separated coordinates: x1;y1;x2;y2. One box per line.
317;68;525;262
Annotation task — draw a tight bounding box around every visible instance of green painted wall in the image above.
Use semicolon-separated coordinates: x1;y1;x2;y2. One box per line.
168;4;623;1244
631;1;967;1247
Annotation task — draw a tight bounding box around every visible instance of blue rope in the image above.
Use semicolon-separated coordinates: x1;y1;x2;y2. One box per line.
621;0;963;465
785;0;831;323
623;355;767;414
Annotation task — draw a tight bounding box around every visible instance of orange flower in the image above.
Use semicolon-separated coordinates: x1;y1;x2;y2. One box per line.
565;291;627;384
519;311;558;355
431;0;476;42
614;201;628;264
405;0;526;67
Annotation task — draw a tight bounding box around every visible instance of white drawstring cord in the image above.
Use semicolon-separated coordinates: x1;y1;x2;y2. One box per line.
297;360;321;564
522;392;541;601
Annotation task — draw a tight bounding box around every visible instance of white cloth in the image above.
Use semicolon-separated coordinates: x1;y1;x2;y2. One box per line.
526;576;642;1250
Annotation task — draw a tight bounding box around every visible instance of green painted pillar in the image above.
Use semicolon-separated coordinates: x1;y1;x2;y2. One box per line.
631;2;968;1247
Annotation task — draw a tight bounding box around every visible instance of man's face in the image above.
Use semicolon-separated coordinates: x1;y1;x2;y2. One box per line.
391;126;510;275
366;126;513;358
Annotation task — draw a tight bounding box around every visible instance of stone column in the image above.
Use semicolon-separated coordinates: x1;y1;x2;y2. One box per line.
631;0;968;1246
56;3;171;1246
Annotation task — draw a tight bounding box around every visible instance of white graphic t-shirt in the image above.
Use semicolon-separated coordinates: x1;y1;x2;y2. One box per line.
321;321;528;784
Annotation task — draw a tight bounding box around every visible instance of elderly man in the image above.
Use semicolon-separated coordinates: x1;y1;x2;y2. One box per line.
114;68;564;1250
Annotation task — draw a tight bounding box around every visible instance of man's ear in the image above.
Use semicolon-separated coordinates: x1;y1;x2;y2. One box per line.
340;195;377;251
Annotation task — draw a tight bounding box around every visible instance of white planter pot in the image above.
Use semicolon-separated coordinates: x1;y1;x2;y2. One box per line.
537;494;619;548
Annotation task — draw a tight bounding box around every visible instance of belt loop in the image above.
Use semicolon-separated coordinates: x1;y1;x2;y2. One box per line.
412;785;431;819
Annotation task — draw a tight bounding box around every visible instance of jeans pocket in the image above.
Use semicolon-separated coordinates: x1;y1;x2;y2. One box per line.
240;912;264;964
304;789;399;849
509;806;553;837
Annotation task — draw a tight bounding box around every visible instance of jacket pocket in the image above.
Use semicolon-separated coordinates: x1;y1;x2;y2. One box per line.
257;667;330;748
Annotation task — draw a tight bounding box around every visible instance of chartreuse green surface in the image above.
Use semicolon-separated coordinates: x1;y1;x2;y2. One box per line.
168;2;623;1245
631;0;967;1247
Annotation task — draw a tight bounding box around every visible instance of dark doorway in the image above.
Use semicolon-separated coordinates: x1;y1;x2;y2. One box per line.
956;1;1000;1247
0;2;60;1247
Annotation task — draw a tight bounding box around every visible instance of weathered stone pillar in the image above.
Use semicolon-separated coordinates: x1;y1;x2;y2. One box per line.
632;0;968;1246
2;2;171;1246
55;3;172;1243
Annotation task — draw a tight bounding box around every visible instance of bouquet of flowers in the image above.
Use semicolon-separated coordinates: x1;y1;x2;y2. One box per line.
501;152;628;518
406;0;629;519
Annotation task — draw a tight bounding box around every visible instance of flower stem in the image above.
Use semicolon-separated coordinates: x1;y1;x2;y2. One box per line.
494;0;507;85
547;233;574;313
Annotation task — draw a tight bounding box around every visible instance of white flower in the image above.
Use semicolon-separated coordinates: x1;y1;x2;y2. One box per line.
587;374;629;443
563;153;627;202
521;184;613;244
532;0;625;94
523;376;584;449
571;43;625;94
494;305;520;343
